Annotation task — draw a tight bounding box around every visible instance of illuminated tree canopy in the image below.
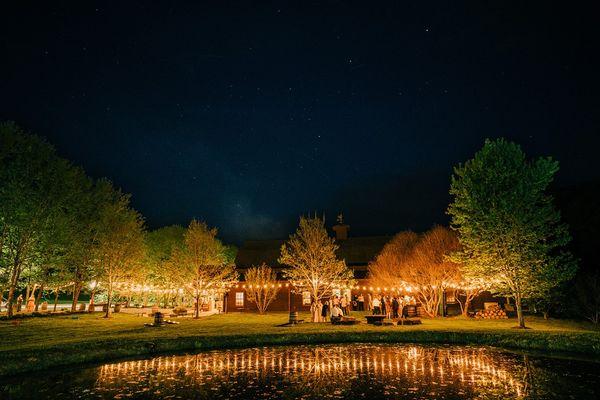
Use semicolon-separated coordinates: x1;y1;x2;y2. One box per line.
279;216;354;322
448;138;576;328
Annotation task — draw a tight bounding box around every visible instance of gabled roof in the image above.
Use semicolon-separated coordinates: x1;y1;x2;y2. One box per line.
235;236;391;269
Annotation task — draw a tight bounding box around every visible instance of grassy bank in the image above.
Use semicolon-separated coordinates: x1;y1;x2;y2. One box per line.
0;311;598;376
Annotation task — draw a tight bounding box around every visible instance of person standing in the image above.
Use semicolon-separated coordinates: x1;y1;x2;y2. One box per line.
321;299;330;321
381;296;387;318
392;297;399;319
340;295;347;315
358;293;364;311
372;296;380;314
16;294;23;312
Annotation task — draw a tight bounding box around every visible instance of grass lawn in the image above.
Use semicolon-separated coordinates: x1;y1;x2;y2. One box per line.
0;311;598;376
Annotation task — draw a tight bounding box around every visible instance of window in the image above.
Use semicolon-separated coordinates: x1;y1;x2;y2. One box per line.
235;292;244;307
302;291;311;305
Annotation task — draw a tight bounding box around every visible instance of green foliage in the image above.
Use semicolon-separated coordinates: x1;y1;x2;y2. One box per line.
222;244;238;265
0;122;83;314
145;225;185;264
93;179;146;316
448;138;576;326
0;122;148;315
172;220;237;317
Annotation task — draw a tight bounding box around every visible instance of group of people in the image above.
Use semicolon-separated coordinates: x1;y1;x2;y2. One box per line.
312;292;414;322
319;294;351;321
371;295;404;319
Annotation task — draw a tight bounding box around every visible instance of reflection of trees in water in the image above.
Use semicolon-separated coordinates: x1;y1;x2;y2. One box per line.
93;345;531;398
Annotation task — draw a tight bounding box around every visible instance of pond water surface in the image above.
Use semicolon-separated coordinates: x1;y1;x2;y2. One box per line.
1;343;598;399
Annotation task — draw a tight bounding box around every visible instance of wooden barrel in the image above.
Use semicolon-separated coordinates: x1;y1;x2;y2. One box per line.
405;305;417;318
289;311;298;324
154;311;164;326
114;304;121;313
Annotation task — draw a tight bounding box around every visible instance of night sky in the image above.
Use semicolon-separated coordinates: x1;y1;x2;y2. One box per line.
2;2;600;244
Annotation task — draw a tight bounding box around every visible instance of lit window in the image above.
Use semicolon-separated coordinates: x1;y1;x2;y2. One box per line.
302;291;311;305
235;292;244;307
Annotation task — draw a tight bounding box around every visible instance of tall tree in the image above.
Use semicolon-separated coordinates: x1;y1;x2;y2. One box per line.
0;122;76;317
403;226;461;317
94;180;146;318
173;220;237;318
448;138;576;328
369;227;461;317
244;263;280;314
65;172;102;311
279;216;354;322
368;231;419;291
145;225;185;307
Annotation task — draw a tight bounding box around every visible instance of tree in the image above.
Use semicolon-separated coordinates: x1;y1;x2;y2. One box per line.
279;216;354;322
368;227;461;317
94;180;146;318
448;138;576;328
0;122;77;317
403;226;461;317
173;220;237;318
145;225;186;307
244;263;280;314
450;277;490;317
576;270;600;324
64;173;103;312
368;231;419;291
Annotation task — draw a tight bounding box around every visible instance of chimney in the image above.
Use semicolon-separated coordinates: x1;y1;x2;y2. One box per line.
332;213;349;240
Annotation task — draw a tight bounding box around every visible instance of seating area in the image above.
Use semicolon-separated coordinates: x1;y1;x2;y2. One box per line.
331;316;360;325
366;314;422;326
365;315;386;324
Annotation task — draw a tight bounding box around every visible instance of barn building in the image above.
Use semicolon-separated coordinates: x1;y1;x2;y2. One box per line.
225;221;501;315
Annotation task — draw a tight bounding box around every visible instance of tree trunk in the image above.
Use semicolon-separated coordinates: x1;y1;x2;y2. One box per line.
105;287;112;318
34;284;44;311
6;257;22;318
89;287;96;312
24;283;31;304
515;293;526;328
462;297;471;317
71;282;82;312
6;285;16;318
53;288;60;311
194;290;200;318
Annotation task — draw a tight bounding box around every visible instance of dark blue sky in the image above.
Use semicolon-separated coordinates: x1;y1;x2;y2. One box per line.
2;1;599;243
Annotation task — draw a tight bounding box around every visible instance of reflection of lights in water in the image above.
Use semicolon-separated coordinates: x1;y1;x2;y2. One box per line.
97;345;527;397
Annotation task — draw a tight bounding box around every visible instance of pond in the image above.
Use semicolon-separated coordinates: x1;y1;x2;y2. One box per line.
1;343;598;399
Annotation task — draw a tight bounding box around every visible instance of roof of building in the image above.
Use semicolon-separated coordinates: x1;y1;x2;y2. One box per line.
235;235;391;269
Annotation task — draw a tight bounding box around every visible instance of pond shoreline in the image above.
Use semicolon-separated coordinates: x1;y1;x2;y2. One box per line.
1;326;599;377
